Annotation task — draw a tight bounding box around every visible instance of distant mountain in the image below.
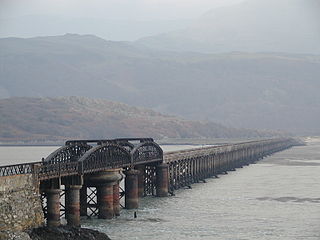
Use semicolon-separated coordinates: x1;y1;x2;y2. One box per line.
0;15;193;41
0;34;319;135
0;97;276;142
136;0;320;54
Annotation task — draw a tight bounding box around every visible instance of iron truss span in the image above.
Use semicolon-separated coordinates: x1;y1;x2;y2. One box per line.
0;138;164;180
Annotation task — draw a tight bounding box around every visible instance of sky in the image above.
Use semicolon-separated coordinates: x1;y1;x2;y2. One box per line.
0;0;318;41
0;0;245;40
1;0;245;19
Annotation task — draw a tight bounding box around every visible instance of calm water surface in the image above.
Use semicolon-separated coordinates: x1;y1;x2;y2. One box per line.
0;140;319;239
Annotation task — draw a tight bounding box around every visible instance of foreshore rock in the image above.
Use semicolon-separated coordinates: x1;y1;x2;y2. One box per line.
0;230;32;240
28;226;111;240
0;226;111;240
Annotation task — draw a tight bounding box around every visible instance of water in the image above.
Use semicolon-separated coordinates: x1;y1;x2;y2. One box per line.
0;146;59;165
0;140;319;239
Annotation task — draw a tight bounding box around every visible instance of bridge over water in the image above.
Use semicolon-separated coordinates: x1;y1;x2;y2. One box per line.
0;138;300;227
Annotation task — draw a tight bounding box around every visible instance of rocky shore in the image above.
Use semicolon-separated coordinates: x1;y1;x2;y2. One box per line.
0;226;111;240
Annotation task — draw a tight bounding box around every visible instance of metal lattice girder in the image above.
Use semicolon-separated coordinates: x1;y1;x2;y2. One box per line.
78;144;132;174
143;165;156;196
44;144;92;164
40;192;48;219
60;189;66;217
87;187;98;217
132;142;163;164
119;186;125;208
0;162;41;177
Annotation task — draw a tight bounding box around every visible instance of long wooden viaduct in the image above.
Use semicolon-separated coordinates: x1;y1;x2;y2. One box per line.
0;138;301;227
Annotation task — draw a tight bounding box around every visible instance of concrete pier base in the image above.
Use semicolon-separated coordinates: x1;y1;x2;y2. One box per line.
65;185;81;227
124;169;139;209
156;163;169;197
46;189;61;227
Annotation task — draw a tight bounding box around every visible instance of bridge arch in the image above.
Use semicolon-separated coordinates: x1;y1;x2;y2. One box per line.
44;143;92;164
115;141;135;151
131;141;163;165
78;143;131;174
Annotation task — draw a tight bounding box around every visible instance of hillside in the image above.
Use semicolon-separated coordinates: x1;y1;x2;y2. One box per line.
0;97;278;142
136;0;320;54
0;34;320;135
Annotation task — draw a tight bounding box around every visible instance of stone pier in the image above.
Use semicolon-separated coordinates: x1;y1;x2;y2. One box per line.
124;169;139;209
86;169;122;219
65;185;82;227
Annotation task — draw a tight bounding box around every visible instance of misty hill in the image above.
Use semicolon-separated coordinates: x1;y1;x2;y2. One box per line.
136;0;320;54
0;97;276;142
0;34;320;135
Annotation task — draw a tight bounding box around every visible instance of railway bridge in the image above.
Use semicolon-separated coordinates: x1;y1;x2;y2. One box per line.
0;137;301;228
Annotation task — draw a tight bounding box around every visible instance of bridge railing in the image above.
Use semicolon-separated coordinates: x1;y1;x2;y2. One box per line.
36;161;79;180
0;162;41;177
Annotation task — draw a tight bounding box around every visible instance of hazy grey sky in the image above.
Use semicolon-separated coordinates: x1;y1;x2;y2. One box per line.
1;0;245;20
1;0;318;41
0;0;246;40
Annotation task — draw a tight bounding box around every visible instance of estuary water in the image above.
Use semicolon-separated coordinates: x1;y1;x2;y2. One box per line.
0;139;319;239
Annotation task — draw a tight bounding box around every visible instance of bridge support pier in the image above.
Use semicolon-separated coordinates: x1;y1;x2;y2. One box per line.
113;182;121;216
136;165;145;198
86;169;122;219
156;163;169;197
124;169;139;209
65;185;82;227
46;189;61;227
97;184;114;219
